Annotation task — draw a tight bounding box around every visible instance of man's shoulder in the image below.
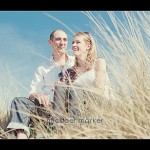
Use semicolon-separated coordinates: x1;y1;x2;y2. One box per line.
37;58;54;69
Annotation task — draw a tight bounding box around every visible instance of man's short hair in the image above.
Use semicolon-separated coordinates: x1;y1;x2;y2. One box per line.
50;30;56;40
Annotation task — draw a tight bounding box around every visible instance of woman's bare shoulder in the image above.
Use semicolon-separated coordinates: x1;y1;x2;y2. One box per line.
95;57;106;67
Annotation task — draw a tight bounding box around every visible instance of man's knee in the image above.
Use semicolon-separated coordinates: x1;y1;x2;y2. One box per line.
12;97;29;106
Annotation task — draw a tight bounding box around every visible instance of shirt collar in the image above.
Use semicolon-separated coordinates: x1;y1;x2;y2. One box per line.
49;53;71;67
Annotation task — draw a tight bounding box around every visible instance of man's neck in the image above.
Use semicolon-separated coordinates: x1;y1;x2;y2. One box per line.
52;53;68;68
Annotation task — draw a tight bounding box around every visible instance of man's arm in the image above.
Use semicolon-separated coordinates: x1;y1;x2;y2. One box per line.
29;66;45;96
29;67;51;109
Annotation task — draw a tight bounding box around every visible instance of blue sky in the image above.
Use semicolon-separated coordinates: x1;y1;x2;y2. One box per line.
0;11;116;97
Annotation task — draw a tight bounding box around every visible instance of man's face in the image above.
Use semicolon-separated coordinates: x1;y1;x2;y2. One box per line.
50;30;68;55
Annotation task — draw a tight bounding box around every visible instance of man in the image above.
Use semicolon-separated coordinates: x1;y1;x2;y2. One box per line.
6;29;75;139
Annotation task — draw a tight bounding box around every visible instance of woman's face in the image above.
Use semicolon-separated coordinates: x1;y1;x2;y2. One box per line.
72;35;90;58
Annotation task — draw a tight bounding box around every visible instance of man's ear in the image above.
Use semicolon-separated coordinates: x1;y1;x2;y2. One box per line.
48;39;52;45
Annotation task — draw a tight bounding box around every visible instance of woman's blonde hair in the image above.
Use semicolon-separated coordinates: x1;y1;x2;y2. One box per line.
72;32;97;72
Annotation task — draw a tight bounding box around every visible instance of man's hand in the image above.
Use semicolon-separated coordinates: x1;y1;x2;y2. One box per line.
29;93;51;110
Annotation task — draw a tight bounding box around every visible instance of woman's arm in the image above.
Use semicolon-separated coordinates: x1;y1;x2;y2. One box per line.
93;58;107;94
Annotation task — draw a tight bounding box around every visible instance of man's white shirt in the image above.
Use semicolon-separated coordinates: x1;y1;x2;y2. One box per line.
29;54;75;102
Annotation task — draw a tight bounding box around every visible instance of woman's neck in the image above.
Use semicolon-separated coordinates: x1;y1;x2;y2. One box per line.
76;57;87;73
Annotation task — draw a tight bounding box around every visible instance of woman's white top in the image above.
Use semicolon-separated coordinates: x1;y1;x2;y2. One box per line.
73;68;95;87
72;64;113;100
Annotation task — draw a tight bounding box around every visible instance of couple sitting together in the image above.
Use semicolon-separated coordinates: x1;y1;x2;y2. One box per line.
6;30;113;139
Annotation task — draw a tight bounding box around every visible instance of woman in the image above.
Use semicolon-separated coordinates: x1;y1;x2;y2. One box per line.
54;32;112;116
